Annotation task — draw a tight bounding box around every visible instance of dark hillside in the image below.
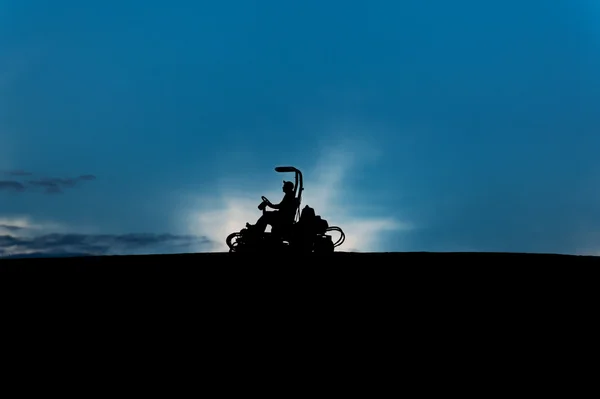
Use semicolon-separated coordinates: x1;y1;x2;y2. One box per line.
2;251;598;271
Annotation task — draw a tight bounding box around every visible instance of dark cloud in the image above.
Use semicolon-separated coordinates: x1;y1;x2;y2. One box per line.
0;224;24;232
0;172;97;194
27;175;97;194
0;232;214;257
0;181;26;192
2;170;32;176
1;252;91;259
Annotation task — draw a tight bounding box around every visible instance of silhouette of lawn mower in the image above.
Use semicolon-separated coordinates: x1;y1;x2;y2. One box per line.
226;166;345;253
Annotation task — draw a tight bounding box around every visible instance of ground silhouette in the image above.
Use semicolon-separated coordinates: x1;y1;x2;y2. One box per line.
1;251;598;271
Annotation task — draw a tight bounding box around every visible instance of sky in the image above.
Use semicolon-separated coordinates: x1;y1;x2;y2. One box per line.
2;0;600;256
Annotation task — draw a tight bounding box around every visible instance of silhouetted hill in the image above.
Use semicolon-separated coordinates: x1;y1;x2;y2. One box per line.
4;251;595;330
1;251;598;271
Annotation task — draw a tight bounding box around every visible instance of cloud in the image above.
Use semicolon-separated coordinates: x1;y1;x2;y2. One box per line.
182;141;411;252
0;216;63;234
0;224;24;232
0;173;97;194
0;181;26;192
2;170;32;176
0;216;213;258
0;233;212;257
27;175;97;194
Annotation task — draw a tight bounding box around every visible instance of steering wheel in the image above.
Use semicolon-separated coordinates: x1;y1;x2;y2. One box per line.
261;196;271;204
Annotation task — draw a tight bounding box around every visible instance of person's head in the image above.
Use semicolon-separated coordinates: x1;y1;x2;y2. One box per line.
282;180;294;194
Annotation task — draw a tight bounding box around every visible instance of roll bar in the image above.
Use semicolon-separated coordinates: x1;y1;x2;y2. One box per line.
275;166;304;214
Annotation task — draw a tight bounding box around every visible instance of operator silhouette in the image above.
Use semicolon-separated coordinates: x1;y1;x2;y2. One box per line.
247;181;297;234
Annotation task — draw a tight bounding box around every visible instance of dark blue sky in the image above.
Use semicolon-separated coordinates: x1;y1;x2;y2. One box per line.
2;0;600;255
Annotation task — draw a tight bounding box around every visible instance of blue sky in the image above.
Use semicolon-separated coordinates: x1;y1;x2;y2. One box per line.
2;0;600;256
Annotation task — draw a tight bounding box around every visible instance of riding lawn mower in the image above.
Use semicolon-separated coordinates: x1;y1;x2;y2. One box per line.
225;166;346;253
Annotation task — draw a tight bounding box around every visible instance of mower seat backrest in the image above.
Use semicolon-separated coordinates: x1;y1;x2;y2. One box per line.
299;205;316;224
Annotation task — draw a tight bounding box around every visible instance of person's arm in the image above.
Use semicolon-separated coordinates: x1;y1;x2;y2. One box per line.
268;194;290;209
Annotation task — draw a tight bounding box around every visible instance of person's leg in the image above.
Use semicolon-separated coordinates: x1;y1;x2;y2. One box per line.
252;211;277;233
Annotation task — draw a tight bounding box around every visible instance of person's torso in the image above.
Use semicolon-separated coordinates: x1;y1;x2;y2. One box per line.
279;193;297;217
